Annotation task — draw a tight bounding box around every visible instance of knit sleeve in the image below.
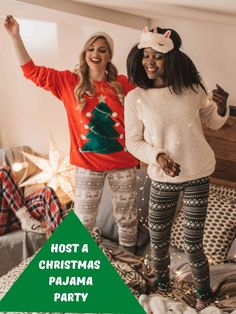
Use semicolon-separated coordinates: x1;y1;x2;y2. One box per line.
199;90;230;130
21;59;77;100
124;91;168;165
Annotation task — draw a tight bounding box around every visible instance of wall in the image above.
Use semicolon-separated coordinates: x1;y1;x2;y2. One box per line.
1;0;235;156
0;0;141;154
16;0;148;30
150;14;236;106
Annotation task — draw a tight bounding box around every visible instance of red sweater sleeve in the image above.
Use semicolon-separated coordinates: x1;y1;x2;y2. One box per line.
21;60;77;100
116;75;135;96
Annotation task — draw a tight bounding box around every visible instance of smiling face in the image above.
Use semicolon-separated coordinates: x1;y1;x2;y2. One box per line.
142;47;165;87
85;37;111;73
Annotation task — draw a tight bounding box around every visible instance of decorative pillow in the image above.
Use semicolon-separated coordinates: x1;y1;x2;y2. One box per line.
227;237;236;260
171;184;236;265
0;146;41;183
210;183;236;200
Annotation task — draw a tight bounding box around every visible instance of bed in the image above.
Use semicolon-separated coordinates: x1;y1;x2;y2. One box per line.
0;111;235;313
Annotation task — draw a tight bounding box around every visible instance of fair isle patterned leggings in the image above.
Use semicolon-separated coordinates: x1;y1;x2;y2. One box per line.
149;176;211;293
74;167;138;247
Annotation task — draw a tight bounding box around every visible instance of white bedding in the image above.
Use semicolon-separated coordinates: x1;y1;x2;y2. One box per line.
140;294;236;314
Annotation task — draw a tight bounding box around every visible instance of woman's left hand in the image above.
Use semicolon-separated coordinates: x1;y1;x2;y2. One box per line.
212;84;229;116
157;153;181;177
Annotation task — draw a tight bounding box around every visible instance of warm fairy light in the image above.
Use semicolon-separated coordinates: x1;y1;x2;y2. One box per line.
208;257;213;264
12;162;28;172
138;174;150;229
136;95;219;236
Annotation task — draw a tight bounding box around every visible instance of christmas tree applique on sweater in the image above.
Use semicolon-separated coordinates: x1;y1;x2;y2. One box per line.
81;95;123;154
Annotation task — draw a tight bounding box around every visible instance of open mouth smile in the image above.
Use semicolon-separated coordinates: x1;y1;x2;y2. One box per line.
90;57;102;64
146;67;157;74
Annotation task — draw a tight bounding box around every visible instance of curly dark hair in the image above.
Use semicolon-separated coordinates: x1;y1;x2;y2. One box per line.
127;27;206;95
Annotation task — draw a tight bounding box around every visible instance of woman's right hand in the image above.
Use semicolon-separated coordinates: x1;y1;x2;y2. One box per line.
4;15;31;65
4;15;20;38
157;153;181;177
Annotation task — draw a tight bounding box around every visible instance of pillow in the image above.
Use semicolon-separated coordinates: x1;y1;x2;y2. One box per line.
210;183;236;200
171;184;236;265
0;146;70;205
227;237;236;260
96;167;151;249
0;146;40;183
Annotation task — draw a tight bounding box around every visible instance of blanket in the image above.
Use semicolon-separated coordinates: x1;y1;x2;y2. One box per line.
140;294;236;314
0;228;236;314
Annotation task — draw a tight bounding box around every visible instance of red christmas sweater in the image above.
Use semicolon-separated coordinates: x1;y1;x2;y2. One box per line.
21;60;138;171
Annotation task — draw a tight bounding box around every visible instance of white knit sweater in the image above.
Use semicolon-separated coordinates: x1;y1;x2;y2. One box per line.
124;86;229;183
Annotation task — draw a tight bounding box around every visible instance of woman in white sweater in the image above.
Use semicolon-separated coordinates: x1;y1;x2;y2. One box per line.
124;27;229;311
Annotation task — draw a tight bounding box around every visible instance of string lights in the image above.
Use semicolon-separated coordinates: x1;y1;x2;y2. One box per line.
136;91;215;231
134;94;230;308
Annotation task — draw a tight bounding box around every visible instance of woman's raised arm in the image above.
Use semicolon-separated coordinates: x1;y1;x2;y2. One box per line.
5;15;31;65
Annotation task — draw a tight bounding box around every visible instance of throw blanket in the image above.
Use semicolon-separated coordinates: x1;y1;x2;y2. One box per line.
140;294;236;314
1;227;236;314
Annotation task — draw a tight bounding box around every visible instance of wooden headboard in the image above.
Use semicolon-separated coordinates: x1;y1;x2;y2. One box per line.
203;106;236;188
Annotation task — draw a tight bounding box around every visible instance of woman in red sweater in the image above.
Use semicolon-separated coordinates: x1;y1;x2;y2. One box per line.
5;15;138;251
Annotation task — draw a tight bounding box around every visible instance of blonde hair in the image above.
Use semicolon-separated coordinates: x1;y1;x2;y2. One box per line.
74;35;124;112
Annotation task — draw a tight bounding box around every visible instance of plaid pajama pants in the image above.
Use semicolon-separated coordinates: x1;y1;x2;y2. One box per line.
74;167;138;247
0;166;64;235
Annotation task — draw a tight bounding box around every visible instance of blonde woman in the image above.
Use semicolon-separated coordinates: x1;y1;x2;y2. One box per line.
5;15;138;251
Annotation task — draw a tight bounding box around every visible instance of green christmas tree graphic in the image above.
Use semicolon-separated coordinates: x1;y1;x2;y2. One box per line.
81;95;123;154
0;211;145;314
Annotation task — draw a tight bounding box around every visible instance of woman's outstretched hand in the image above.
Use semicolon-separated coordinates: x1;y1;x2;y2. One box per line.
157;153;181;177
212;84;229;116
4;15;20;38
4;15;31;65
